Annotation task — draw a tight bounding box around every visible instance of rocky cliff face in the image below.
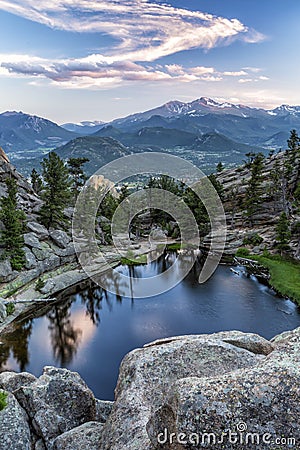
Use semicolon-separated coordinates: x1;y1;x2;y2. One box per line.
210;151;300;257
0;327;299;449
0;147;39;214
0;147;77;297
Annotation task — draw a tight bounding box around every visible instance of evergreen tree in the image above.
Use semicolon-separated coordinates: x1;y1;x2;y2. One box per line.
30;168;43;195
216;162;224;173
275;212;291;255
292;221;300;258
67;157;89;202
0;177;26;270
183;186;209;234
268;158;284;213
99;191;118;221
118;184;130;203
295;182;300;205
244;152;257;169
208;173;224;200
244;152;265;225
227;185;242;229
39;152;71;229
268;149;275;158
287;129;300;162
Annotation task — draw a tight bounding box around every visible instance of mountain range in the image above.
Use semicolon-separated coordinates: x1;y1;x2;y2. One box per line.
1;97;300;175
101;97;300;148
0;111;76;152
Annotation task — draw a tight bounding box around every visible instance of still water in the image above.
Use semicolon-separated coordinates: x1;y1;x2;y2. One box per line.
1;253;300;400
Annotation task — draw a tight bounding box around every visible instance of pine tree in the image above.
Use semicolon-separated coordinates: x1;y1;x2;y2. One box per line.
244;152;257;169
227;185;242;229
99;191;118;221
287;129;300;163
292;221;300;258
118;184;130;203
208;173;224;199
30;168;43;194
39;152;71;229
216;162;224;173
244;152;265;225
67;157;89;202
0;177;26;270
275;212;291;255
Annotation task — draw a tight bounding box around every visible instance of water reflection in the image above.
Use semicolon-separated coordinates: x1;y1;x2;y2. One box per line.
0;319;33;371
94;249;197;298
0;252;300;401
47;300;82;365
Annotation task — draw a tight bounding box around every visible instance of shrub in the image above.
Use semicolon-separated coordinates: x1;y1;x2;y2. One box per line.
0;391;7;411
236;247;251;257
262;247;271;258
35;278;45;291
243;233;263;246
5;302;15;316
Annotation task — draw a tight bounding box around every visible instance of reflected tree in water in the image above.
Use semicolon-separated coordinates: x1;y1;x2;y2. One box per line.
79;284;107;326
0;319;33;372
78;267;138;325
47;300;82;366
0;344;10;370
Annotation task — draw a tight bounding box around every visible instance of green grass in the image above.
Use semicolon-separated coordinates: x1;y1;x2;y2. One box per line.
247;254;300;305
120;252;147;266
0;392;7;411
165;243;182;251
158;243;199;252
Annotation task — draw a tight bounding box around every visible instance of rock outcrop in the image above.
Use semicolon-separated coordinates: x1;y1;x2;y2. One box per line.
212;151;300;257
0;148;78;296
99;331;274;450
0;328;299;449
0;367;105;450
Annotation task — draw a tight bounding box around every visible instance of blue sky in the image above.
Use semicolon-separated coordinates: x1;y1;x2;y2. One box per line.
0;0;299;123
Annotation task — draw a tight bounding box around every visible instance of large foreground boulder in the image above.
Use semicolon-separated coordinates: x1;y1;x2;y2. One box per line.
0;371;37;393
53;422;104;450
14;367;96;448
0;329;299;449
99;331;273;450
0;392;31;450
100;329;300;450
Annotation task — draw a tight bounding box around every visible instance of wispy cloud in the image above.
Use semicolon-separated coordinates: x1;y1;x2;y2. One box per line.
0;0;266;86
223;70;248;77
0;54;222;87
0;1;265;60
0;53;270;89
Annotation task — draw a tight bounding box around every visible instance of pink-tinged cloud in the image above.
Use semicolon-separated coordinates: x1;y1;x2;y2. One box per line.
0;0;265;64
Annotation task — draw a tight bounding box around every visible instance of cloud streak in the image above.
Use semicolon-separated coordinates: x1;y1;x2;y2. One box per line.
0;53;271;89
0;0;265;62
0;0;266;86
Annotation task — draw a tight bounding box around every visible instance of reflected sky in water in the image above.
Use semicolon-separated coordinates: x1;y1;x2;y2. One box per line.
1;255;300;400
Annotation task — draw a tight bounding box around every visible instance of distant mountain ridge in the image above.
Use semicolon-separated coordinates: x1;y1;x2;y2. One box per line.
94;125;260;155
61;120;105;135
109;97;300;124
0;111;76;153
104;97;300;149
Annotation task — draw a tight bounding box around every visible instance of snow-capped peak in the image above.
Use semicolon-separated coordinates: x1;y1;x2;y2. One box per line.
1;111;24;117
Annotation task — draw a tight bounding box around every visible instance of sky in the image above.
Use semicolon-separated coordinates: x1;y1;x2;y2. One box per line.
0;0;299;124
